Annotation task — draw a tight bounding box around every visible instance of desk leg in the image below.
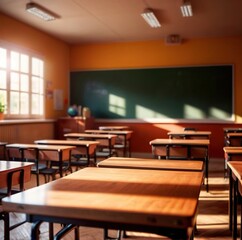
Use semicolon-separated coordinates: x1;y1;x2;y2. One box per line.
123;136;126;157
31;221;42;240
233;179;238;240
229;168;233;232
58;151;63;178
205;154;209;192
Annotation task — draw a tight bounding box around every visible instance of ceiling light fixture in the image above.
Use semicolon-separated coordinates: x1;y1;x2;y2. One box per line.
141;9;161;28
180;0;193;17
26;2;56;21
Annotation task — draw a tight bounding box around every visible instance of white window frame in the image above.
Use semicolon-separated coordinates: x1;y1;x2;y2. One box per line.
0;41;45;119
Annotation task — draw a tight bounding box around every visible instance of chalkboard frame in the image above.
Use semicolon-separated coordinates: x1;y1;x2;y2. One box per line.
70;65;234;121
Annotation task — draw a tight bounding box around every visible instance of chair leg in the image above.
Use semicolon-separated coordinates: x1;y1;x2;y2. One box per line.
3;211;10;240
54;224;79;240
31;221;43;240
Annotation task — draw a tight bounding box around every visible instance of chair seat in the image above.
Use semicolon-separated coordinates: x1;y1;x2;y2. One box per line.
31;163;47;172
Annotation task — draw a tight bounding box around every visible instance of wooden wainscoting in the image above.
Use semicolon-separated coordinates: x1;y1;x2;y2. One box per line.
0;120;55;144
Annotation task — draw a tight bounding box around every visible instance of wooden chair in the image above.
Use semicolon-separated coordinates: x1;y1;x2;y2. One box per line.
6;147;61;185
0;168;25;240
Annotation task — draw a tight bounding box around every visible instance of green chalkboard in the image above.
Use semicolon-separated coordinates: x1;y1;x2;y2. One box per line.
70;65;233;120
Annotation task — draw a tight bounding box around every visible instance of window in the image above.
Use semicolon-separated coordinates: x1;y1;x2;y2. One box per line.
0;44;44;119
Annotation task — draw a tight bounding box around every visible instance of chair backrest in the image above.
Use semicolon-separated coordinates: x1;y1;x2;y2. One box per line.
184;127;197;131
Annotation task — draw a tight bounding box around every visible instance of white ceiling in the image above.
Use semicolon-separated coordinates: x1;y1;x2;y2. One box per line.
0;0;242;44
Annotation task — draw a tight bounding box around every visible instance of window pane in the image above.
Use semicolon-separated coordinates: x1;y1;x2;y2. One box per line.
10;72;19;90
10;91;19;114
0;70;7;89
20;54;29;73
10;51;19;71
32;57;43;77
31;93;39;114
0;44;44;118
39;78;44;94
0;90;7;104
0;48;7;68
0;90;6;113
20;93;29;114
20;74;29;91
32;76;40;93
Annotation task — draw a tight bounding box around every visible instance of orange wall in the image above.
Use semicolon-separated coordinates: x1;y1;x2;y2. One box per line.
0;13;70;119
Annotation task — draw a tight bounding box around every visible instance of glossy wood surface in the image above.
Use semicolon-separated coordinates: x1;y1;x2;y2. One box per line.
150;138;210;146
64;133;117;148
99;126;129;130
227;161;242;181
6;143;75;161
85;129;133;139
2;167;203;230
168;131;211;139
98;157;204;171
34;139;99;155
223;147;242;155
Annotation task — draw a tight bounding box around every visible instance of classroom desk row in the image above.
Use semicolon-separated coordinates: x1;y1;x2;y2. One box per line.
149;137;210;192
0;160;34;240
2;156;204;240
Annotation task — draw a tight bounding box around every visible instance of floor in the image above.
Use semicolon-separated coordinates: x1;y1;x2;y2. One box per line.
0;158;237;240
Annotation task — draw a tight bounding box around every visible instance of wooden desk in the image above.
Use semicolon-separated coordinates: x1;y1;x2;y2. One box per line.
34;139;99;166
0;160;33;188
168;131;211;139
225;133;242;146
224;128;242;147
64;133;117;158
99;126;129;131
2;167;203;240
227;161;242;239
224;128;242;133
223;147;242;178
6;144;75;185
98;157;204;172
150;138;210;191
85;130;133;157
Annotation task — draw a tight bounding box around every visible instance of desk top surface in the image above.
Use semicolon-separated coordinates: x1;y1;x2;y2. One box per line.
6;143;76;151
150;138;210;146
99;126;129;130
0;160;33;172
226;133;242;137
227;161;242;181
168;131;211;136
35;139;99;146
224;128;242;133
85;129;133;135
64;133;117;139
2;167;203;229
223;146;242;154
98;157;204;171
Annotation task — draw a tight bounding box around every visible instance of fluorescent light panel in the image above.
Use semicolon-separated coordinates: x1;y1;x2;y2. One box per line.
180;1;193;17
26;3;56;21
141;9;161;28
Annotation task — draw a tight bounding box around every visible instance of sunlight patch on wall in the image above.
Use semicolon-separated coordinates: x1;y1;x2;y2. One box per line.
209;107;230;119
109;94;126;117
136;105;168;118
184;104;205;119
